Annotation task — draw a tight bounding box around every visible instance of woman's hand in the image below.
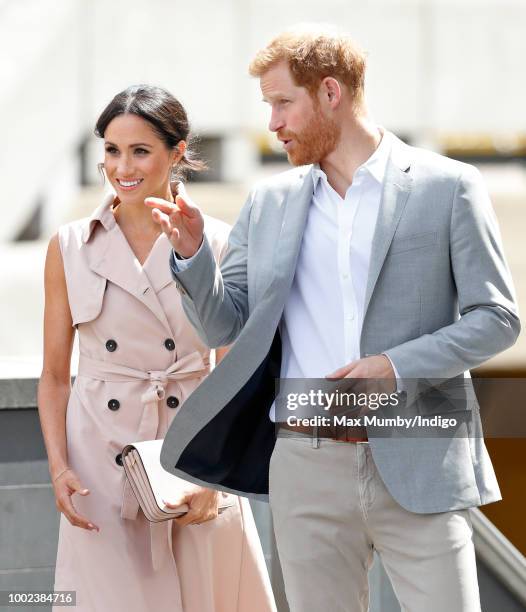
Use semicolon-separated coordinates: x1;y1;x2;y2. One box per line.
52;468;100;532
164;486;220;527
145;194;204;258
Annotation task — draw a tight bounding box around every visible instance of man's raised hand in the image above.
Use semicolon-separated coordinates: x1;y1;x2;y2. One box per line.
145;194;204;258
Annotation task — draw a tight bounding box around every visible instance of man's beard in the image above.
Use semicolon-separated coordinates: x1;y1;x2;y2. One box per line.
280;108;340;167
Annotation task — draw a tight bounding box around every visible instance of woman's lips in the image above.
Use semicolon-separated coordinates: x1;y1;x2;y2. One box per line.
116;178;144;191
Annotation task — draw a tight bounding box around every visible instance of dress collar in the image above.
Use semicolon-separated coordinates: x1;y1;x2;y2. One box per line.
81;191;117;244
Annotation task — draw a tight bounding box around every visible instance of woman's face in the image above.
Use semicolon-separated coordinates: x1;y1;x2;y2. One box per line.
103;113;182;205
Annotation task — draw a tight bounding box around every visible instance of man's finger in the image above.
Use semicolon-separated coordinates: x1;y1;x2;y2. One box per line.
152;208;177;236
326;362;356;379
144;197;176;214
175;195;200;217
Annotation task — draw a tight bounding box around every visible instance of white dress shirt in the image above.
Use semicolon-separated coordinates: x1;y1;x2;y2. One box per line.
270;130;393;420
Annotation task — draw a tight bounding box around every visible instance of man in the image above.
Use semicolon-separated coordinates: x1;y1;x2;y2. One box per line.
149;25;520;612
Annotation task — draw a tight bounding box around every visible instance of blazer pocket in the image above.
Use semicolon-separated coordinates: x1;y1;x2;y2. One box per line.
389;231;438;255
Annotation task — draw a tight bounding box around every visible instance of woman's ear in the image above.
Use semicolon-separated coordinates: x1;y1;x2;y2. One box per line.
172;140;187;165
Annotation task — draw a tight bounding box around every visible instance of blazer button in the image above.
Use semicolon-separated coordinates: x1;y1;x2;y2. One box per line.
115;453;123;466
108;399;120;411
167;396;179;409
106;339;118;352
164;338;175;351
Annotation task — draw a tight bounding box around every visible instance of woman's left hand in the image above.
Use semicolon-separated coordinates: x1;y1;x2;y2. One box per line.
164;486;220;526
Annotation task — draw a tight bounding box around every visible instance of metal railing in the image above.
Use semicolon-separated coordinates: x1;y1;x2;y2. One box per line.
471;507;526;606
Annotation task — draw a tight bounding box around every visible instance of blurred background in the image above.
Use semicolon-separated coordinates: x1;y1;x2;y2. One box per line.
0;1;525;610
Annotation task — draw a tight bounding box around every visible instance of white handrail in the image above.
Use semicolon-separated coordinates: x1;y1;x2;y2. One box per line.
470;508;526;605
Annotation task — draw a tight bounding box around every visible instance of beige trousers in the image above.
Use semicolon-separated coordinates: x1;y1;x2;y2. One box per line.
269;432;481;612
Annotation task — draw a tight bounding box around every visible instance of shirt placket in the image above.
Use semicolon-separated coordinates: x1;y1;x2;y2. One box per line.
337;179;361;364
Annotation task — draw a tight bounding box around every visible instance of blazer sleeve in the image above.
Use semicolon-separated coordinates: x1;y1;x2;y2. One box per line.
169;191;254;348
384;164;520;380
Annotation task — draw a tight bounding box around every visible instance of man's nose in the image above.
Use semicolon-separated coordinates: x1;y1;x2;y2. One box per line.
268;110;284;133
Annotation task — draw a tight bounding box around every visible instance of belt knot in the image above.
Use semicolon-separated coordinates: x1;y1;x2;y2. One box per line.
141;371;168;404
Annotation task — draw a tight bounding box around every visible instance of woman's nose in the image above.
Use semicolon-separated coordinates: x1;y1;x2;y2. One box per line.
117;156;134;176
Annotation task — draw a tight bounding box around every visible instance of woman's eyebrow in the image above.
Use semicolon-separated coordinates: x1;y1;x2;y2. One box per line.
104;141;153;148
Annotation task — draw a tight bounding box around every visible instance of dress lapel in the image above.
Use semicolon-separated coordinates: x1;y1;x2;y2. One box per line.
82;193;174;336
139;235;176;335
362;135;413;319
141;234;173;294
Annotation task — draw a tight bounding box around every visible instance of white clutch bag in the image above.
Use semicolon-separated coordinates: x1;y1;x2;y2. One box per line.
122;439;235;523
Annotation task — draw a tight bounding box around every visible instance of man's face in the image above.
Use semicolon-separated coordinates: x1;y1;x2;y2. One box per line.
260;61;340;166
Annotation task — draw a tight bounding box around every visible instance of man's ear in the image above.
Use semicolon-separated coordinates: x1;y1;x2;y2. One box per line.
320;77;342;108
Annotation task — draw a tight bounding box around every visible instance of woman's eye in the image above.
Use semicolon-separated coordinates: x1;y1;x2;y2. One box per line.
105;146;118;154
135;148;149;155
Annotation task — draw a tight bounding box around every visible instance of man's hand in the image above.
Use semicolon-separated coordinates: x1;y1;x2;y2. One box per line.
326;355;396;392
145;194;204;258
326;354;395;380
164;485;220;527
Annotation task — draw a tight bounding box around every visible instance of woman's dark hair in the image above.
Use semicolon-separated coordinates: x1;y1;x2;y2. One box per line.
94;84;206;181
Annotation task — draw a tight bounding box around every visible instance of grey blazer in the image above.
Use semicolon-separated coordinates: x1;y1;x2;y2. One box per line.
161;132;520;513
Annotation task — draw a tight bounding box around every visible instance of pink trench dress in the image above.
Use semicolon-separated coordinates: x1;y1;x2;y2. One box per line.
54;193;276;612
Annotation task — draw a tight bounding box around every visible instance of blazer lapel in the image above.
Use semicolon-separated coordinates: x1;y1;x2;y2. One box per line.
362;138;413;319
268;167;314;304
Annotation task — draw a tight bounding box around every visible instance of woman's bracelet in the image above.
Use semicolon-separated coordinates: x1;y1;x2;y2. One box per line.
52;467;71;482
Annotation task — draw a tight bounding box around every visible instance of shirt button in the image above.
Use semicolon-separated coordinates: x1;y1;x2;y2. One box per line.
107;399;120;411
342;273;349;280
105;339;118;352
164;338;176;351
167;396;179;409
115;453;123;466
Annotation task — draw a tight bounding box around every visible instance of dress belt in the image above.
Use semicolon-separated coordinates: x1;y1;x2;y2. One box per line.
77;351;210;570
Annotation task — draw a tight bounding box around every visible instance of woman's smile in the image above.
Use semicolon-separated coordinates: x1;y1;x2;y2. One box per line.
116;178;144;191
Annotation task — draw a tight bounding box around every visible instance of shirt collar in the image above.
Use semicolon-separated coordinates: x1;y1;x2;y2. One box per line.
312;127;392;189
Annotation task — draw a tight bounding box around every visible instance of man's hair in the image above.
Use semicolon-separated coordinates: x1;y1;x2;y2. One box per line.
249;24;367;104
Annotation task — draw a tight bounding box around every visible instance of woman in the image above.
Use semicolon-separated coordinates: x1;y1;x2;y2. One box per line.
38;85;276;612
